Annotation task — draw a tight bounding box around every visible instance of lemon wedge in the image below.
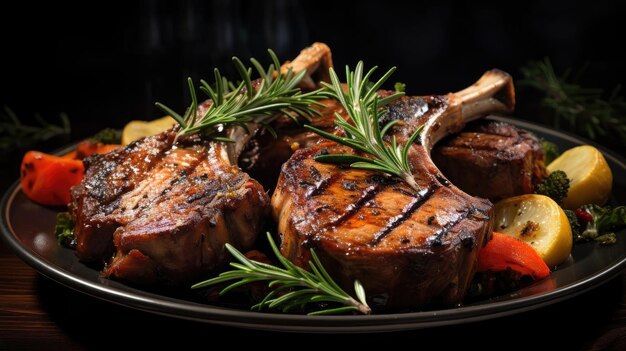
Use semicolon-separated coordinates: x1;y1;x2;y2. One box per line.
121;116;177;145
547;145;613;209
494;194;572;267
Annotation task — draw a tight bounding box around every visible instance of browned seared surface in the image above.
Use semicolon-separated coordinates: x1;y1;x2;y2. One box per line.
432;120;547;201
70;131;269;284
70;132;175;262
239;98;344;190
272;70;516;308
272;95;495;309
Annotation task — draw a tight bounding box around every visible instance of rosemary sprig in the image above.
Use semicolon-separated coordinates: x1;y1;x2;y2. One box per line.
0;106;70;152
156;50;326;141
305;62;423;192
192;232;371;315
520;58;626;148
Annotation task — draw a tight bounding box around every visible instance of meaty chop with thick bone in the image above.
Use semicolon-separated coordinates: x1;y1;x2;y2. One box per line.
272;69;515;308
70;43;332;285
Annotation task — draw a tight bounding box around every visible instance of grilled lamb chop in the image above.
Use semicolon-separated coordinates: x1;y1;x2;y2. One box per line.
70;131;269;284
271;70;515;308
432;120;547;201
69;43;332;285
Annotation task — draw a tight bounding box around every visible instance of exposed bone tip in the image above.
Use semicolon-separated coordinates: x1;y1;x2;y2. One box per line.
280;42;334;90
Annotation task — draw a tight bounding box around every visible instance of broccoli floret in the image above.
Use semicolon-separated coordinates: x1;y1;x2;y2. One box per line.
541;140;560;165
90;128;121;144
535;170;570;205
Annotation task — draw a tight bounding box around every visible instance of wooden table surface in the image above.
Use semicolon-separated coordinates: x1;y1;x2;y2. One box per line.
1;238;626;350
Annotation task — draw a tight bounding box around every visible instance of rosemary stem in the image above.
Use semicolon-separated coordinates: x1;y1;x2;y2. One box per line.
193;232;371;315
308;62;422;192
402;173;420;193
156;50;326;142
349;297;372;315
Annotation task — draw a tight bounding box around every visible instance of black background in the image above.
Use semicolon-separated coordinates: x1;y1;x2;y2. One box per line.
2;0;625;137
1;0;626;187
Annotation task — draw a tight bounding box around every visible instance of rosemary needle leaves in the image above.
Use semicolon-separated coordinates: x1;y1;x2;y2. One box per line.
0;106;70;153
520;58;626;149
156;50;326;141
192;232;371;315
305;62;423;192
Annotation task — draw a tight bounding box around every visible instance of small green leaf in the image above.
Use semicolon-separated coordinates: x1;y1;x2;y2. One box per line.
394;82;406;93
354;279;368;306
54;212;74;246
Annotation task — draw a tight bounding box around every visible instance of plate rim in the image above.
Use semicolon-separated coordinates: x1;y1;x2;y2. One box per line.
2;116;626;333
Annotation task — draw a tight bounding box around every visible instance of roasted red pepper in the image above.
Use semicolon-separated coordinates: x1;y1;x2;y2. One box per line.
20;142;120;206
20;151;84;206
477;232;550;280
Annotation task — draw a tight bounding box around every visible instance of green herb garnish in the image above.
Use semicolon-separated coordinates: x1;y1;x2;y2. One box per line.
394;82;406;93
575;205;626;245
565;209;581;239
192;232;371;315
90;128;122;144
0;106;70;153
156;50;326;141
541;140;560;165
54;212;75;247
521;58;626;149
305;62;423;192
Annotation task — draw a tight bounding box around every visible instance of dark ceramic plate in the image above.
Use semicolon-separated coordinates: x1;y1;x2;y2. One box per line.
2;116;626;332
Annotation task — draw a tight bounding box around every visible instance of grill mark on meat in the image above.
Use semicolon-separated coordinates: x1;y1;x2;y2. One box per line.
308;172;342;197
392;186;415;197
428;207;489;247
84;133;173;205
435;174;450;187
120;147;208;216
185;178;221;203
159;170;186;196
330;184;383;226
169;162;239;208
309;165;322;181
271;68;513;308
370;186;437;245
98;136;269;284
432;120;547;201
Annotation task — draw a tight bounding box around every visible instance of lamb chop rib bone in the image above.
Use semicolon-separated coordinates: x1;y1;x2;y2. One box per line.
421;70;515;150
225;42;333;164
272;69;515;308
